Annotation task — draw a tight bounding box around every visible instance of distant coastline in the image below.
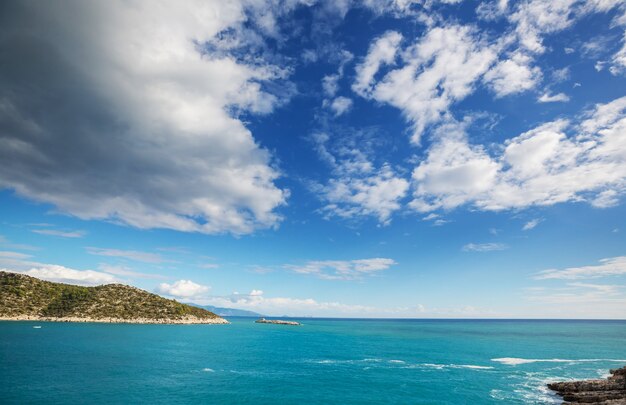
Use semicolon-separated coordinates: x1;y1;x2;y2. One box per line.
0;271;228;325
0;315;228;324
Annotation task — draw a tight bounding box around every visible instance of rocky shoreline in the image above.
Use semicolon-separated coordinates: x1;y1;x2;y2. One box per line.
255;317;300;326
0;315;229;324
548;366;626;404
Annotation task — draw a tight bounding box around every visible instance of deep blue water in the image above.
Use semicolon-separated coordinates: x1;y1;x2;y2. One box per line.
1;319;625;404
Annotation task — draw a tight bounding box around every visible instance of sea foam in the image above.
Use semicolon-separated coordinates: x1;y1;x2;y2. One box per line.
492;357;626;366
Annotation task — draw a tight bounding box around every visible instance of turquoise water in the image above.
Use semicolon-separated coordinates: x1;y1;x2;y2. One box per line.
1;319;625;404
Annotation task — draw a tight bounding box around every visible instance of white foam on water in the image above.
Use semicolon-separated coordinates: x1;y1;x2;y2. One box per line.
412;363;493;371
455;365;494;370
202;368;215;372
492;357;626;366
388;360;405;364
32;326;42;329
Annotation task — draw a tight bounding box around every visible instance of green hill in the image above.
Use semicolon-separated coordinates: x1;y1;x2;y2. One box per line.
0;271;227;324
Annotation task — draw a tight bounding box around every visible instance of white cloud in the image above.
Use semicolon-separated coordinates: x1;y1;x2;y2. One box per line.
322;49;353;97
0;251;119;286
285;258;396;280
552;67;571;82
410;120;500;212
330;96;353;116
351;1;623;146
319;165;409;224
157;279;210;298
591;189;620;208
538;92;570;103
410;96;626;213
534;256;626;280
97;264;167;280
86;247;165;264
462;243;508;252
484;51;542;97
610;32;626;75
522;218;542;230
311;130;408;224
195;289;378;317
32;229;86;238
352;31;403;97
0;0;290;235
509;0;579;54
523;282;626;318
22;266;119;286
476;0;509;21
355;25;498;144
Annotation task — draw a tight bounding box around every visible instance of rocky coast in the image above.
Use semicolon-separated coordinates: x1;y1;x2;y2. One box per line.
548;366;626;404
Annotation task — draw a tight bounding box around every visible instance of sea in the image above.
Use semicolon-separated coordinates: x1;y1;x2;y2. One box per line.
1;318;625;404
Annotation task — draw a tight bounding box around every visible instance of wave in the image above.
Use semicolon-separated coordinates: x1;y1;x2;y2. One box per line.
202;368;215;372
418;363;494;370
492;357;626;366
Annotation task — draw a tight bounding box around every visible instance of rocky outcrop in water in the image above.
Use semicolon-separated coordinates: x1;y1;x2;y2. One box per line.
548;366;626;404
255;317;300;325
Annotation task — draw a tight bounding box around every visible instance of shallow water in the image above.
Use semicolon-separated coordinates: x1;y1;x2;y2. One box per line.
1;319;625;404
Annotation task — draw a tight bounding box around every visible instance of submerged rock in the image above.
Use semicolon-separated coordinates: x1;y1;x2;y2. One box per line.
255;317;300;326
548;366;626;404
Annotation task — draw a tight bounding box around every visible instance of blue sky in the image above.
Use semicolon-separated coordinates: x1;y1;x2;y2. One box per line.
1;0;625;318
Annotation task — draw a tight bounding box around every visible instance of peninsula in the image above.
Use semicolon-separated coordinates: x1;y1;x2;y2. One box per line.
0;271;228;324
548;366;626;404
255;317;300;326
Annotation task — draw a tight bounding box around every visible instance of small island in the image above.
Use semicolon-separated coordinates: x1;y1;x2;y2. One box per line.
0;271;228;324
255;317;300;326
547;366;626;404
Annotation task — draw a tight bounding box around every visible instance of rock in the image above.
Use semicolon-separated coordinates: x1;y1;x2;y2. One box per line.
548;366;626;404
255;317;300;326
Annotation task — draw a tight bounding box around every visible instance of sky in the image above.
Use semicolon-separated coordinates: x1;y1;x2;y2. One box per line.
0;0;625;318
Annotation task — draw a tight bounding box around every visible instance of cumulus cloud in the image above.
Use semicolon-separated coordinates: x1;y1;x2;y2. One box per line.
318;165;409;224
284;258;397;280
462;243;508;252
534;256;626;280
0;0;290;235
484;51;542;97
354;25;498;144
330;97;354;116
509;0;580;54
0;251;119;286
23;266;118;286
410;96;626;213
352;31;403;97
157;280;210;298
538;92;570;103
311;129;408;224
350;1;624;147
